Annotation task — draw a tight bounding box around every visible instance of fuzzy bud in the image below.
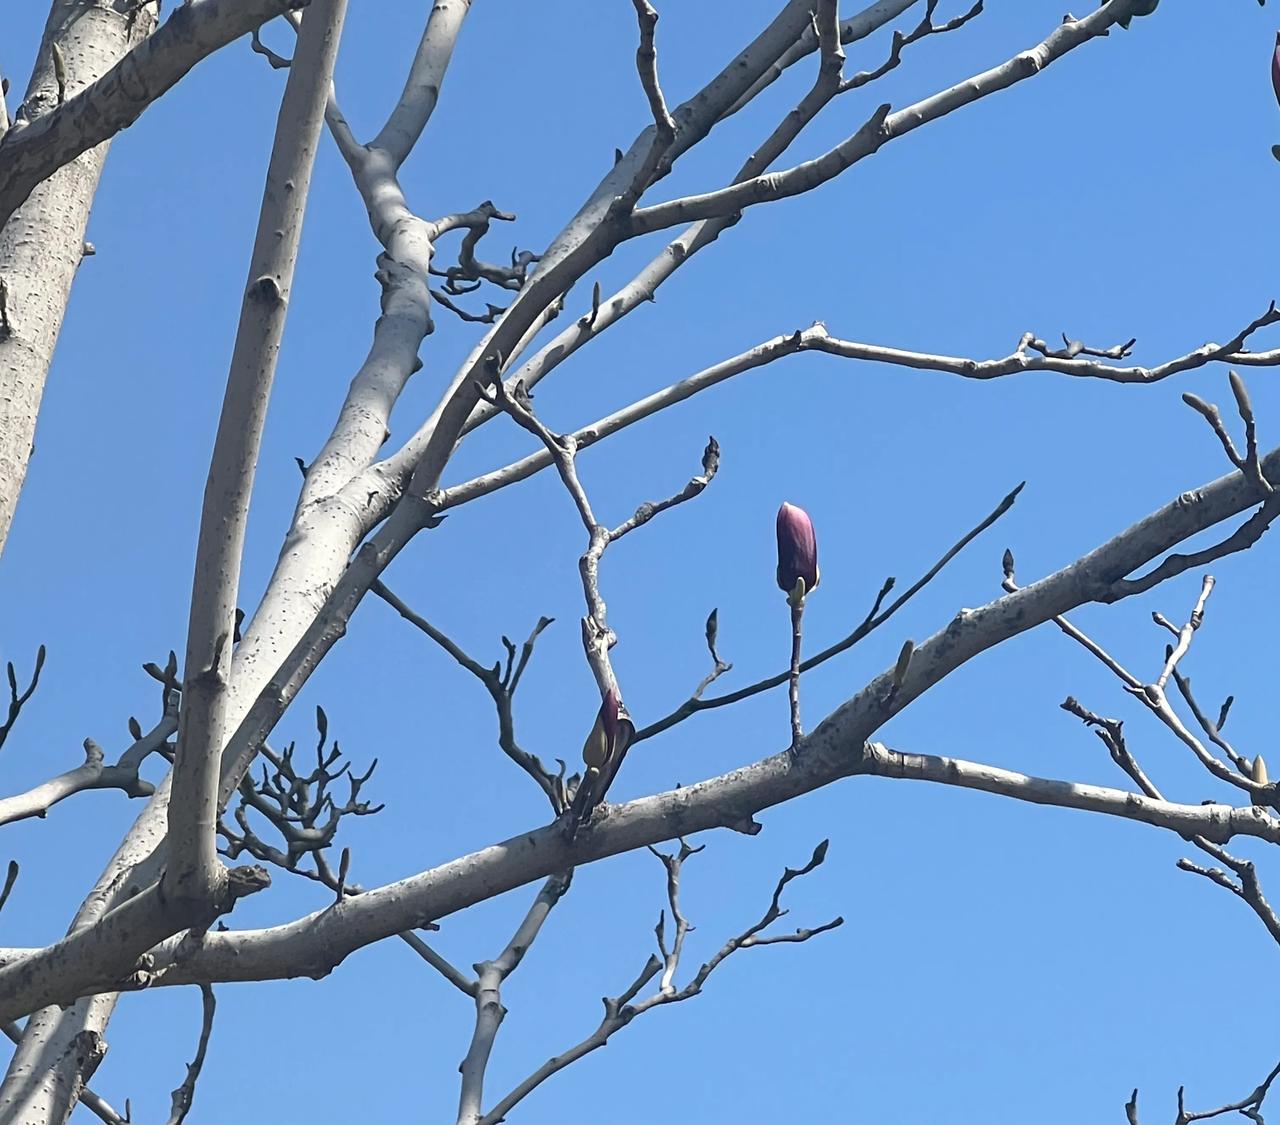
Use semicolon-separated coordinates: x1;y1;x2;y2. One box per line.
776;502;819;602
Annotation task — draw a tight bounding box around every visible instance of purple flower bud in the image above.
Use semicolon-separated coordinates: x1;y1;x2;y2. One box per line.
600;689;620;746
776;502;819;598
582;689;623;769
1273;33;1280;110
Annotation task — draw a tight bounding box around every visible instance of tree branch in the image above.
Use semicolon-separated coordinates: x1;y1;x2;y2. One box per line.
369;0;472;168
809;302;1280;384
0;1021;127;1125
475;840;839;1125
630;0;1157;235
456;872;572;1125
0;645;45;754
107;444;1280;997
0;0;311;233
165;984;215;1125
168;0;348;906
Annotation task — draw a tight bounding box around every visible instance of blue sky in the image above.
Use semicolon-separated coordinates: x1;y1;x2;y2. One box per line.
3;2;1280;1122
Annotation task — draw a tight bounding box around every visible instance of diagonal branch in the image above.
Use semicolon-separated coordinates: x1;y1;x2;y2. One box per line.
371;579;563;811
0;0;311;232
629;1;1165;236
0;737;159;829
369;0;472;167
456;872;572;1125
117;444;1280;998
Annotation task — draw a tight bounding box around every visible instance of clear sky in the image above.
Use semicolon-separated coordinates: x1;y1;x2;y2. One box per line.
3;2;1280;1122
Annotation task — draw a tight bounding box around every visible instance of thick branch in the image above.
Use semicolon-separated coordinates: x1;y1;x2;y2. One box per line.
0;0;311;232
109;446;1280;994
0;1022;125;1125
630;0;1151;235
168;0;348;904
369;0;471;167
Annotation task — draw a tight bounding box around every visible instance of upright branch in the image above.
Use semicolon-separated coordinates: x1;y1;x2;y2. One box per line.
0;0;160;562
479;370;718;831
1183;371;1275;496
455;872;573;1125
168;0;349;906
626;0;677;198
0;645;45;754
689;609;733;702
0;1021;129;1125
165;984;215;1125
369;0;473;168
0;861;18;918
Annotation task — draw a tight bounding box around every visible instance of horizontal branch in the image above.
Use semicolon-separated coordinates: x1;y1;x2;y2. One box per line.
442;306;1280;513
809;303;1280;384
440;327;826;509
131;752;1280;992
71;445;1280;996
0;696;176;828
0;0;310;231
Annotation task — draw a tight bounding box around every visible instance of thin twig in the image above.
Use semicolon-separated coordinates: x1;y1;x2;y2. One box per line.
476;842;839;1125
166;984;216;1125
635;481;1022;743
372;579;562;810
0;645;45;754
689;609;732;702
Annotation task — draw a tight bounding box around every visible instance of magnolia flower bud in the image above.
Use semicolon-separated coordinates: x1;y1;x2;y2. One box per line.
776;502;819;601
1272;32;1280;111
893;639;914;689
1252;754;1270;807
581;686;624;773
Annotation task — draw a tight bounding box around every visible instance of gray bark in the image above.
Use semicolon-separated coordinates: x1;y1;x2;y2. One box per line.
0;1;155;560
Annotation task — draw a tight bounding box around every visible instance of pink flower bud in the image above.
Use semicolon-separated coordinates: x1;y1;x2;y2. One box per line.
582;689;624;769
1272;33;1280;110
775;502;819;598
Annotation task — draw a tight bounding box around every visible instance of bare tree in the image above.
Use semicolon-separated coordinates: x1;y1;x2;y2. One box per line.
1;1;1278;1120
